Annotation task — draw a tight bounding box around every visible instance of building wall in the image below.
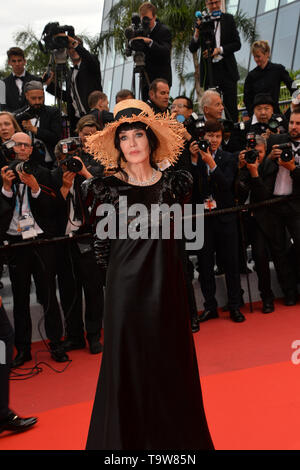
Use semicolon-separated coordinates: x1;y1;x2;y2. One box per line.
100;0;300;109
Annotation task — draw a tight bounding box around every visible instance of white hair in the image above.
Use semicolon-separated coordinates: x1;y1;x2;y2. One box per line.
200;90;221;112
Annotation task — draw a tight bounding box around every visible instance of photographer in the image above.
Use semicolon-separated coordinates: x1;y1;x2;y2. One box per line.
147;78;170;114
244;93;288;141
15;81;62;169
189;0;241;122
51;127;104;354
3;47;41;113
244;40;296;116
190;120;245;323
0;296;38;434
46;33;102;134
248;108;300;306
87;91;113;130
237;135;284;313
0;132;68;367
128;2;172;102
0;112;22;169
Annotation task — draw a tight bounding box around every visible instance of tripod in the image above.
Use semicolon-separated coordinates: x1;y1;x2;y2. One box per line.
131;51;150;101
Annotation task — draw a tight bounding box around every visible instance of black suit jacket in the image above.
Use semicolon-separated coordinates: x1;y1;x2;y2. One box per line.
139;19;172;86
0;164;59;239
15;104;62;162
47;44;102;132
254;133;300;215
192;148;238;223
3;71;41;112
244;62;296;115
189;13;241;87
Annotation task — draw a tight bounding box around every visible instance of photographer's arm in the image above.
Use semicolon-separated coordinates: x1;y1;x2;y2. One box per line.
220;15;241;56
35;107;62;146
143;27;172;60
70;40;101;75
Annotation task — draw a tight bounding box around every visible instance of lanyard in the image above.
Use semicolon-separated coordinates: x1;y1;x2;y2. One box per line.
15;184;27;218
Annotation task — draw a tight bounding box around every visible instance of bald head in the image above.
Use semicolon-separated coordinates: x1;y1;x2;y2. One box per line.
12;132;32;160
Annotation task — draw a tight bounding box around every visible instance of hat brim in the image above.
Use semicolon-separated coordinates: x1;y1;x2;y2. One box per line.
85;109;186;170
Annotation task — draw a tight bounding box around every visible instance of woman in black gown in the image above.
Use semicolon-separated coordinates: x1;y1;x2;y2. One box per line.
84;99;214;451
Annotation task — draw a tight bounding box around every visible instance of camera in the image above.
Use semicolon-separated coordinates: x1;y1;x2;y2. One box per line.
58;137;83;173
184;112;210;152
5;159;37;184
277;142;293;162
125;13;151;56
244;132;259;164
1;139;16;162
14;106;39;124
39;22;75;53
195;10;221;39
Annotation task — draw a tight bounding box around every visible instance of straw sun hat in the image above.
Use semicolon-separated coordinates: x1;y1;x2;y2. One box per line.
85;99;186;170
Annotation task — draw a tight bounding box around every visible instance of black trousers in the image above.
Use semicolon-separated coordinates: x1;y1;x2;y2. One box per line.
263;202;300;296
197;215;241;311
7;236;63;352
0;303;14;421
56;240;105;342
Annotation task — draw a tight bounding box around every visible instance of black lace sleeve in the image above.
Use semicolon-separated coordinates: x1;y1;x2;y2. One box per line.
162;169;193;204
82;176;118;269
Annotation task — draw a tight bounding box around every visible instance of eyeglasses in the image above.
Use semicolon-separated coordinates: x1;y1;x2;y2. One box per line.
170;104;188;110
13;142;31;148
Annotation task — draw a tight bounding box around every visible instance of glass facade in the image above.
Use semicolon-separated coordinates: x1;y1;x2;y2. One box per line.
99;0;300;109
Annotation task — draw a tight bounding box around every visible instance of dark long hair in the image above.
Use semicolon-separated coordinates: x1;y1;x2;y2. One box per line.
114;121;159;181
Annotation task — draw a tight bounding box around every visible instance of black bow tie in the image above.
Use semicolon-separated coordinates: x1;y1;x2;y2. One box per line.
73;65;79;70
14;75;25;81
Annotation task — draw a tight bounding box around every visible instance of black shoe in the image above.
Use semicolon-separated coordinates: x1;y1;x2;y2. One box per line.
230;309;245;323
191;317;200;333
49;342;70;363
11;350;32;369
284;292;298;306
62;338;86;351
198;309;218;323
88;340;103;354
262;300;274;314
0;411;37;434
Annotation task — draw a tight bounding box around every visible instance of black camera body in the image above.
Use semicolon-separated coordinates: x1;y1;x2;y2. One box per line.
184;112;210;152
244;132;259;164
1;140;16;162
277;142;293;162
6;159;37;185
125;13;151;55
39;22;75;53
58;137;83;173
14;106;39;124
195;10;222;44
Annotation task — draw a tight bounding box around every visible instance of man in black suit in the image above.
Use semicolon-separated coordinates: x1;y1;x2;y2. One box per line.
3;47;41;113
51;122;105;354
15;81;62;168
249;108;300;306
0;132;68;367
132;2;172;102
46;35;102;134
190;120;245;323
189;0;241;123
0;296;38;434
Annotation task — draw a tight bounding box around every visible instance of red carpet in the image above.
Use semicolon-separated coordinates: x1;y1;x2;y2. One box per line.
1;299;300;450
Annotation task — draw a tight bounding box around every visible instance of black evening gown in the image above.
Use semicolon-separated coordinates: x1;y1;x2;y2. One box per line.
84;170;214;450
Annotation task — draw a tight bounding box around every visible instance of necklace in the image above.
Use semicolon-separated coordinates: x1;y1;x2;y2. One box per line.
128;168;158;186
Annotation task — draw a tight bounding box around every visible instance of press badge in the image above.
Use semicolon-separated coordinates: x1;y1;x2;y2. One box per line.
204;197;217;211
18;215;37;239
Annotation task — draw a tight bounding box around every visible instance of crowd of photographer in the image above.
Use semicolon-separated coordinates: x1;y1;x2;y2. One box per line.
0;0;300;380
